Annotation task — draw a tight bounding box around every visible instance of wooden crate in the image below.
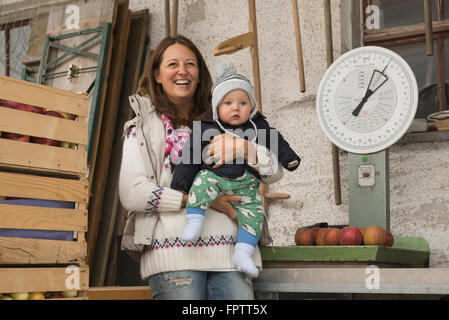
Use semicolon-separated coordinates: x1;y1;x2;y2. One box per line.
0;76;88;177
0;171;89;297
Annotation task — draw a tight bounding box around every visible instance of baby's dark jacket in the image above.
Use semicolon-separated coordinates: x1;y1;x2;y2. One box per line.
170;112;301;192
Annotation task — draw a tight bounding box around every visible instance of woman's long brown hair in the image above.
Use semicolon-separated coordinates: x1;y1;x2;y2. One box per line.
136;35;212;129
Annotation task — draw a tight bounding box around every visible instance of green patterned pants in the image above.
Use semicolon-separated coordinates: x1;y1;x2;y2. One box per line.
187;169;264;238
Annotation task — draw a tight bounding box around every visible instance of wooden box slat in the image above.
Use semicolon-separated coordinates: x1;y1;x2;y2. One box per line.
0;266;89;293
0;138;87;175
0;237;87;264
0;171;88;265
0;76;88;117
0;204;87;232
0;108;87;145
0;171;88;203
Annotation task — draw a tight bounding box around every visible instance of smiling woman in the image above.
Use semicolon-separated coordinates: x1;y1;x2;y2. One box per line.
119;35;286;300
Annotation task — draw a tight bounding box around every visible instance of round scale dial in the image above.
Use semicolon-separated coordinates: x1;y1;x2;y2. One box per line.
316;46;418;154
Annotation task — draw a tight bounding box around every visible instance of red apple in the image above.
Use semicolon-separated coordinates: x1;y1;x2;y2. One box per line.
384;230;394;247
363;226;386;246
295;228;315;246
311;227;320;239
29;105;44;114
3;132;30;142
315;228;328;246
339;226;363;245
0;100;43;113
32;136;58;146
324;228;340;245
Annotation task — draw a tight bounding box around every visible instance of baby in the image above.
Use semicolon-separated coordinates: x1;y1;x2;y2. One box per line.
171;61;301;277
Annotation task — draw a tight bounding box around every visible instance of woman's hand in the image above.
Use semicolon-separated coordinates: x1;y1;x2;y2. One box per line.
181;193;189;208
210;194;241;220
206;133;258;168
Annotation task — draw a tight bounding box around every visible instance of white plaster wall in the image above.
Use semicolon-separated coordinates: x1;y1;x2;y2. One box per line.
129;0;449;267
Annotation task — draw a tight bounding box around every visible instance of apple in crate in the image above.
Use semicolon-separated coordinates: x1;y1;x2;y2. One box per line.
3;132;30;142
29;292;46;300
338;226;363;245
10;292;29;300
32;136;58;146
61;290;78;298
59;141;76;149
1;100;43;113
44;109;76;120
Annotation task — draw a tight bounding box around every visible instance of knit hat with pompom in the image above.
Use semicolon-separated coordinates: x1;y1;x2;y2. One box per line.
211;60;258;122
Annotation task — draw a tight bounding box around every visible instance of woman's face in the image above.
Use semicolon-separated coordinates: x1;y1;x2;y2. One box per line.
154;43;199;110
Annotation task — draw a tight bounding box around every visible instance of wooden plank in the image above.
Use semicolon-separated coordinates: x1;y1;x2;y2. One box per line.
0;172;88;203
0;237;86;264
254;268;449;295
0;138;87;175
0;108;87;145
87;286;152;300
95;9;149;287
0;204;87;232
364;20;449;44
87;0;131;270
0;76;88;117
0;266;89;293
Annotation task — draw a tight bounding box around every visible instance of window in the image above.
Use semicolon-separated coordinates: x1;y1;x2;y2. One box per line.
0;19;32;79
363;0;449;120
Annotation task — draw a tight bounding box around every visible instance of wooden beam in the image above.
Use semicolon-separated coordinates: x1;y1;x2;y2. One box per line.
254;268;449;295
364;20;449;44
88;0;131;276
87;286;152;300
91;9;149;287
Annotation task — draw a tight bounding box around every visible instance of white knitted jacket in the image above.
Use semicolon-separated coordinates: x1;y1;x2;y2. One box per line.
119;95;282;279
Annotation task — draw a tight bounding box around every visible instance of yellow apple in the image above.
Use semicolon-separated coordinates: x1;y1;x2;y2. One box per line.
10;292;29;300
29;292;46;300
61;290;78;298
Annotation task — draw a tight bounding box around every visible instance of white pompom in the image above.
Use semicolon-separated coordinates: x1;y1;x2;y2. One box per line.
214;60;236;80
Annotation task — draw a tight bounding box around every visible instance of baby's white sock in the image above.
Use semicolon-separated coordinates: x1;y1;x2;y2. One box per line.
181;214;204;241
233;242;259;278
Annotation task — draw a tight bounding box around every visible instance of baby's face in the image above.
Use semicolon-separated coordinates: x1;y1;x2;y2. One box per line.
217;89;252;125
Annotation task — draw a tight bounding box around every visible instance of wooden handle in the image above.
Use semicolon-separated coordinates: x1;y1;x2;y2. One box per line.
291;0;306;92
213;32;253;56
214;45;243;56
171;0;178;37
424;0;434;56
265;193;291;200
165;0;170;37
